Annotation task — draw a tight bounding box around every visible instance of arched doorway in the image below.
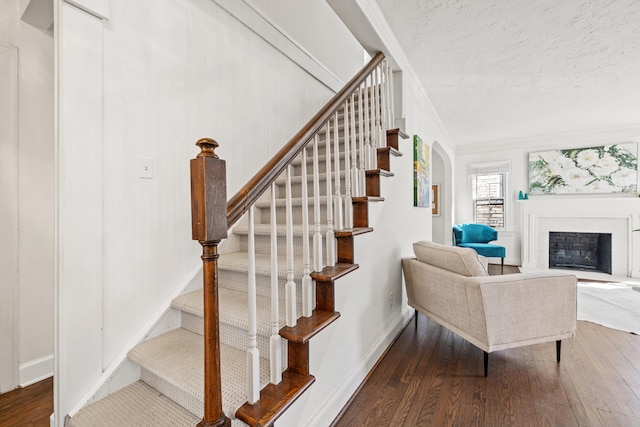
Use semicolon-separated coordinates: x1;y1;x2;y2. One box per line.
431;141;453;245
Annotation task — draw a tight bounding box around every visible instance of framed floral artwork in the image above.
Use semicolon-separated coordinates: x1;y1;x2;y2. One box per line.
529;143;638;195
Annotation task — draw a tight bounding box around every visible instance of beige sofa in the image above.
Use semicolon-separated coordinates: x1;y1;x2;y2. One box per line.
402;241;577;376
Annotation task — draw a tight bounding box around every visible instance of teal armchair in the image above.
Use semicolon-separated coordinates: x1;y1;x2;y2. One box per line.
453;223;506;273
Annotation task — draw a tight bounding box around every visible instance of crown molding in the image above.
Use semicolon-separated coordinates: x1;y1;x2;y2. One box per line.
456;125;640;155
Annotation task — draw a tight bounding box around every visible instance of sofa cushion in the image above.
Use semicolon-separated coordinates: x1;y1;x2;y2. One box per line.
413;240;489;277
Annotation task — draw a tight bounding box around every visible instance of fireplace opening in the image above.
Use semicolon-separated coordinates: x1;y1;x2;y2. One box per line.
548;232;612;274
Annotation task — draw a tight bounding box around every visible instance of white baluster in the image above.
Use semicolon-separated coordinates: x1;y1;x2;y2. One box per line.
380;61;388;133
385;62;391;132
246;206;260;403
325;122;336;267
372;66;380;169
333;112;343;231
268;183;282;385
376;66;385;159
344;102;353;229
312;135;323;272
385;63;392;130
301;148;313;317
363;76;372;170
350;94;359;198
358;85;366;196
375;65;382;144
389;65;395;129
285;165;297;327
373;68;379;147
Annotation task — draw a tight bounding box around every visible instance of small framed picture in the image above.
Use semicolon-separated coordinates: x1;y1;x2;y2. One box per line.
431;184;440;216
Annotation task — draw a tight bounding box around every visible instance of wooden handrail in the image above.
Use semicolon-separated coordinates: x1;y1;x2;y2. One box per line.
226;52;385;228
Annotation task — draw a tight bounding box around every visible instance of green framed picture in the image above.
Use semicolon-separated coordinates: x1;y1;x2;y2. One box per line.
413;135;430;207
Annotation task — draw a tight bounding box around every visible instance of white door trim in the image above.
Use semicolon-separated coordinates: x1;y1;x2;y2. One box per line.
0;42;19;394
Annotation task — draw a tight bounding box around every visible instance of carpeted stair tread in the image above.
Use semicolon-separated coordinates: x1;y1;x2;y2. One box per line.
171;290;203;316
127;328;269;420
173;288;287;335
218;252;305;277
67;381;200;426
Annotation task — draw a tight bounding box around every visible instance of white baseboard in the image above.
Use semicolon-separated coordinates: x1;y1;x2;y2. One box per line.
304;307;414;427
19;354;53;387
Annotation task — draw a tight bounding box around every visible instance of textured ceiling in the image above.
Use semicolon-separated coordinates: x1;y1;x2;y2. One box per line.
375;0;640;146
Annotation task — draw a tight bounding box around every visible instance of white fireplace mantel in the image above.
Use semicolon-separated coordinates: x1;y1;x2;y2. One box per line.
519;197;640;279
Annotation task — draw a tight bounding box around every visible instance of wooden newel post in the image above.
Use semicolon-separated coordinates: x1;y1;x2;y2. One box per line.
190;138;231;427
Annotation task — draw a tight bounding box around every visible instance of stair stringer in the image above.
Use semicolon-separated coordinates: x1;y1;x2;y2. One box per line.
275;137;428;426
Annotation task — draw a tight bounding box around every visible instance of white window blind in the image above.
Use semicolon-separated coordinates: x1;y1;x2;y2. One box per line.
472;172;505;228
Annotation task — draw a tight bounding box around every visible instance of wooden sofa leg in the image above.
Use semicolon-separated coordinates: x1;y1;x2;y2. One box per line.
556;340;561;363
414;309;418;329
483;352;488;377
501;258;504;274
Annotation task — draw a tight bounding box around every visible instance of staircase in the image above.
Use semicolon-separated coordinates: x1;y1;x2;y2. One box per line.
68;53;402;427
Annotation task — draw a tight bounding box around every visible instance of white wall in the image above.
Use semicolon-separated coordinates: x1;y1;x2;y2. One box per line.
249;0;365;83
0;0;55;389
456;130;640;266
0;42;19;394
56;0;363;422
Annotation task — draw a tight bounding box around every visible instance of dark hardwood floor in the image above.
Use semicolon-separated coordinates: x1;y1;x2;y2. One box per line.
3;267;637;427
332;316;640;427
0;377;53;427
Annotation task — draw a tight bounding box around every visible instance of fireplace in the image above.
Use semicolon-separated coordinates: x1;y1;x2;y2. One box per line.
548;232;612;274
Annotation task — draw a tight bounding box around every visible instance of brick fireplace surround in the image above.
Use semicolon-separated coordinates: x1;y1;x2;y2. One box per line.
548;231;612;274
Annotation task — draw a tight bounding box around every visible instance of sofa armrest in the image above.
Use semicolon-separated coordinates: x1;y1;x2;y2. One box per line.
472;272;577;350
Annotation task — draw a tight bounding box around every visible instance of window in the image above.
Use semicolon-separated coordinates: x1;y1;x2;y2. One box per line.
472;172;505;228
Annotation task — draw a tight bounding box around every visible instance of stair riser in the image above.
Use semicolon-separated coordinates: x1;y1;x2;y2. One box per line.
257;203;329;225
307;114;380;136
237;232;328;260
289;156;348;179
180;311;286;357
218;268;306;299
304;137;379;158
316;108;383;129
273;175;348;199
304;140;348;158
140;368;204;419
258;202;354;227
